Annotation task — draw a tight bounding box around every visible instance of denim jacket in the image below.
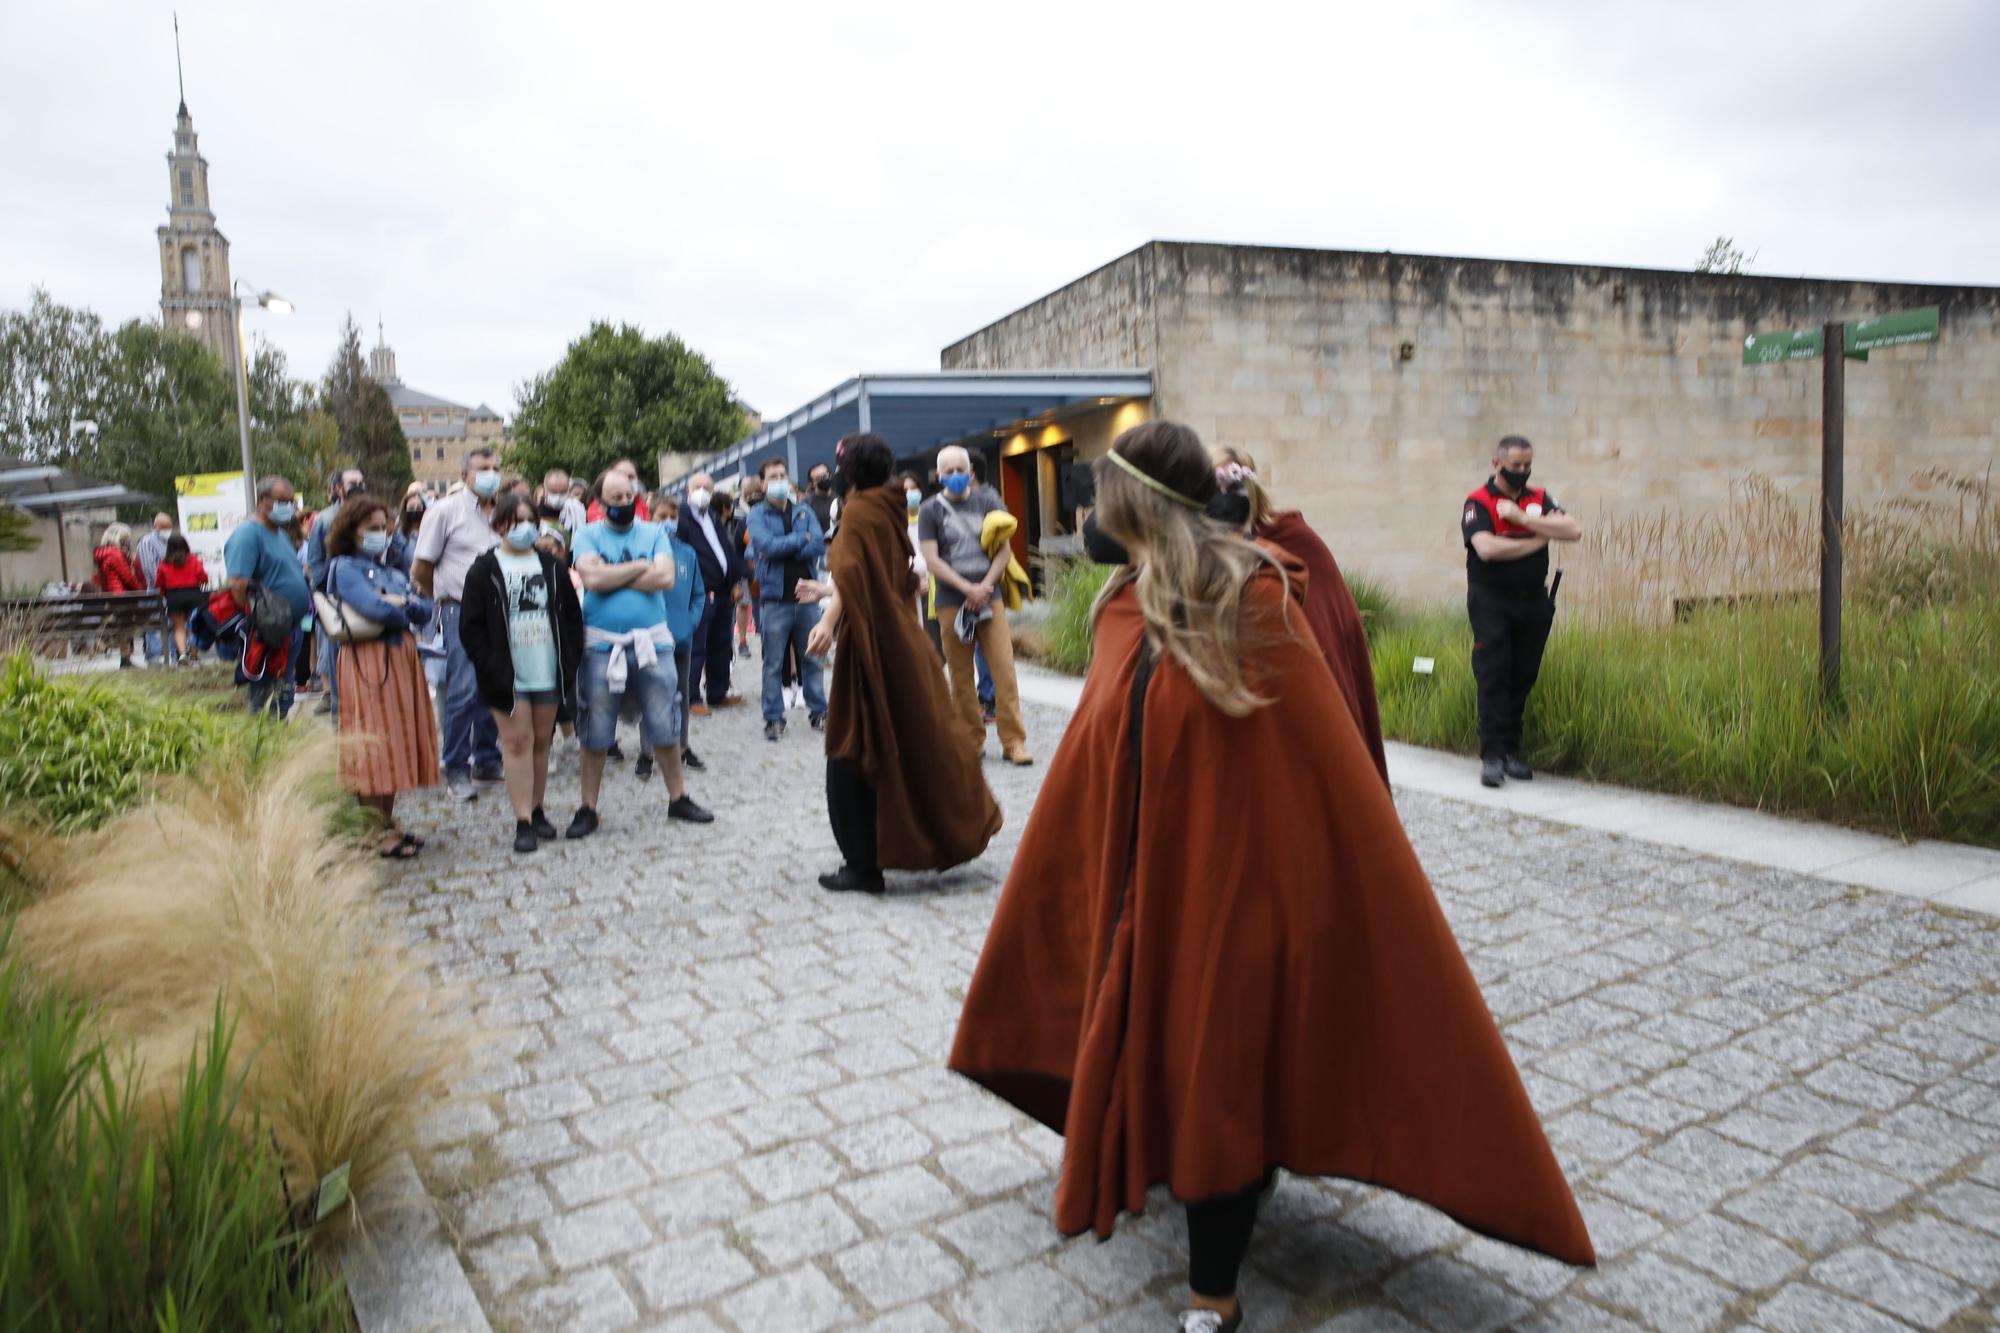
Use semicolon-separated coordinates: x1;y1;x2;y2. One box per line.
745;499;825;601
331;554;434;646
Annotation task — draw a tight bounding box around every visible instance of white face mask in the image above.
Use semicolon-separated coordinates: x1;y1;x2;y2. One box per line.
689;487;712;511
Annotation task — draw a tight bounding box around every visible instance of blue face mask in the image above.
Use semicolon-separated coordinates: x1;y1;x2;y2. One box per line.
942;473;970;497
906;489;922;511
505;522;538;550
765;479;790;503
471;469;501;498
360;530;389;557
270;501;295;524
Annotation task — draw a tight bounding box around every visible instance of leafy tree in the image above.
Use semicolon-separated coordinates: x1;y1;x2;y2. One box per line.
1695;236;1754;275
321;315;411;495
0;289;114;459
73;321;240;507
510;321;744;486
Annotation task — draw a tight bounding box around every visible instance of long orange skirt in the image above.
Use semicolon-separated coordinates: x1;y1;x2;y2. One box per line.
336;636;441;797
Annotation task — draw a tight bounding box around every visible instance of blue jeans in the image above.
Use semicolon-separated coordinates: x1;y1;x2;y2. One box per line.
759;600;825;723
578;648;681;750
319;628;340;718
976;646;995;709
439;600;500;779
144;629;165;664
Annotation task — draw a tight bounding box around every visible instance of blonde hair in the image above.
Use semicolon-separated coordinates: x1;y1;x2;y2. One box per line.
1210;444;1273;530
100;522;133;550
1092;422;1290;717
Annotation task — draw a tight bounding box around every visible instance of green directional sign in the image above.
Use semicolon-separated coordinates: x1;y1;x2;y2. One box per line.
1848;306;1939;355
1742;326;1824;365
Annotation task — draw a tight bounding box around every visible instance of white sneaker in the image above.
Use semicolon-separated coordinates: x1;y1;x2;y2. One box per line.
447;778;478;802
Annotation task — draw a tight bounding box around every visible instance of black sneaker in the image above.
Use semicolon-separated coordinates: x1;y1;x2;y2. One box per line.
513;820;539;854
471;766;504;787
667;795;714;824
682;747;706;772
1480;755;1506;788
1504;754;1534;781
809;711;826;732
530;807;558;841
634;752;654;781
606;740;626;762
817;866;886;895
565;806;599;839
764;721;784;742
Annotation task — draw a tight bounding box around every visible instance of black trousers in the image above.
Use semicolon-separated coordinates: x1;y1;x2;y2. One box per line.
1467;583;1555;759
691;591;734;705
826;757;878;875
1187;1175;1270;1299
674;646;693;755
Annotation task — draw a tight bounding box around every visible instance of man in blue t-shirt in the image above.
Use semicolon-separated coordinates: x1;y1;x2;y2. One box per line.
565;469;714;838
224;475;313;717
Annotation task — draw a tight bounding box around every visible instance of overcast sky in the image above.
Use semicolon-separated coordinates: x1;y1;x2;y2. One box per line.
4;0;1995;423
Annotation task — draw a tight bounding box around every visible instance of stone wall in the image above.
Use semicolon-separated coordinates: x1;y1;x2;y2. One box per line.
944;241;2000;606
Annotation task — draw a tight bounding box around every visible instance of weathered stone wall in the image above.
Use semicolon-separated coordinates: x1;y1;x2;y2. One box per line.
945;241;2000;605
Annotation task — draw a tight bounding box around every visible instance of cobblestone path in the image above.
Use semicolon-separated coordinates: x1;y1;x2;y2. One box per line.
387;688;2000;1332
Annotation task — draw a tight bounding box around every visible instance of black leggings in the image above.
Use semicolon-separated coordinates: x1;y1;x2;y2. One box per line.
1187;1175;1269;1299
826;757;877;876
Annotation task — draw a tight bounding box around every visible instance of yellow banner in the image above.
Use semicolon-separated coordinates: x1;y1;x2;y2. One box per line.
175;470;243;498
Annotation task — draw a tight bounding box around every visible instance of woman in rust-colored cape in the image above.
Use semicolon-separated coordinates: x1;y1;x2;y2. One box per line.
950;422;1591;1332
807;432;1001;894
1211;445;1388;789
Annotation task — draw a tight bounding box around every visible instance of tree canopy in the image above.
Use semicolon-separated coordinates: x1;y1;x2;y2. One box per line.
0;289;384;513
322;315;411;496
509;321;744;487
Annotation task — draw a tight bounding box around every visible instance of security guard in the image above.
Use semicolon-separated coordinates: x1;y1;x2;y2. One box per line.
1461;435;1581;787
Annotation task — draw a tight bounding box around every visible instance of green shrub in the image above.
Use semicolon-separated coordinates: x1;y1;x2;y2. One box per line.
0;933;345;1329
0;654;279;833
1042;559;1114;675
1372;599;2000;847
1342;572;1403;645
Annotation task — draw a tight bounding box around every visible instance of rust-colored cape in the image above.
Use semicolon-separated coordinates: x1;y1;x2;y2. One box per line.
1259;510;1389;789
948;558;1594;1265
826;485;1002;871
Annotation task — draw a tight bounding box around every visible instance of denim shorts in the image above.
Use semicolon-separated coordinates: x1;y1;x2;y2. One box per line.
577;648;680;751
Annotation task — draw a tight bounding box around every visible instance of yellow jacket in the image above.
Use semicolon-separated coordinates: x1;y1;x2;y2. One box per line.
981;510;1034;612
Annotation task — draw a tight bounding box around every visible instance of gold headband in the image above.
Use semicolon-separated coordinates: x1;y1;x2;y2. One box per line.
1106;450;1205;510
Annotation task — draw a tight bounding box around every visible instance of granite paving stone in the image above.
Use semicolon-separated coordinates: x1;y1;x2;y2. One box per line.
381;690;2000;1329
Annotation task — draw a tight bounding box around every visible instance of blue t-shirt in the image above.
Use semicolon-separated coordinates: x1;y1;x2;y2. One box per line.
224;519;312;619
571;520;670;638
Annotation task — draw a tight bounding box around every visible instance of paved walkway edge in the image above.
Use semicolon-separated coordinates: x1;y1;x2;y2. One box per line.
1015;662;2000;916
343;1152;491;1333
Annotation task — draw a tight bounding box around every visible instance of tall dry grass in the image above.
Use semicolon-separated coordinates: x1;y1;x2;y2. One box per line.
10;729;473;1233
1565;466;1998;625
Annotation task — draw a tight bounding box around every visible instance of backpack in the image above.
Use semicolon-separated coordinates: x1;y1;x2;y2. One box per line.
247;583;295;649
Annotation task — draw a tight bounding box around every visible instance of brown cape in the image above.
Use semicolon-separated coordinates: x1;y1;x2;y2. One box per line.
948;556;1594;1265
826;485;1002;870
1259;510;1389;789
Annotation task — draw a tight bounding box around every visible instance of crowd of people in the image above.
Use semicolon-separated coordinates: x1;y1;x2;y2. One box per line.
110;419;1590;1329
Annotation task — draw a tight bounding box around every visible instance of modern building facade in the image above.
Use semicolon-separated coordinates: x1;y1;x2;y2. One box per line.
156;98;235;367
943;241;2000;604
370;330;510;489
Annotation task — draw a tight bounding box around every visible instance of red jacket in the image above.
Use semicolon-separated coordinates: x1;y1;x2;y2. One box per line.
154;556;209;591
93;545;139;594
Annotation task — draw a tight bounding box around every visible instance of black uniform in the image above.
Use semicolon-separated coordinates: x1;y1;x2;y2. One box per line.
1461;479;1561;760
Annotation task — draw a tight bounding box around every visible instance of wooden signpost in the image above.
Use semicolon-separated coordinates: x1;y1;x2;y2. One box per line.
1742;306;1939;704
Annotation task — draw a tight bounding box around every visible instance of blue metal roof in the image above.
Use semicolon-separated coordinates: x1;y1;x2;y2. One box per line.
679;370;1152;487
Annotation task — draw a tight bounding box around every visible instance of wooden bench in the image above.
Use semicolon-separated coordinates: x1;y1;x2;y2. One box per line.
1;591;171;657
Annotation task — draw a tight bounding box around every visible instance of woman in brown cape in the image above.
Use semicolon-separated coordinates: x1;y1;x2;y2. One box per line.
805;432;1002;894
1209;444;1390;789
950;421;1592;1332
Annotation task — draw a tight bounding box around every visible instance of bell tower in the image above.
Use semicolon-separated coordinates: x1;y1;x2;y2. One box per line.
156;22;235;367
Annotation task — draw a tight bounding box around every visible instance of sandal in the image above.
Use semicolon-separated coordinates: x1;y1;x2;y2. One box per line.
377;833;420;860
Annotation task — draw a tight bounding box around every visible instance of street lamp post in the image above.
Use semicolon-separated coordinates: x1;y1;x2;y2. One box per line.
230;280;294;511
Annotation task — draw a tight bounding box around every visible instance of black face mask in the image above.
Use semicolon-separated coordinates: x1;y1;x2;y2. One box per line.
604;503;636;528
1082;510;1130;566
1206;493;1252;529
813;476;831;494
1499;467;1531;492
539;498;565;519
